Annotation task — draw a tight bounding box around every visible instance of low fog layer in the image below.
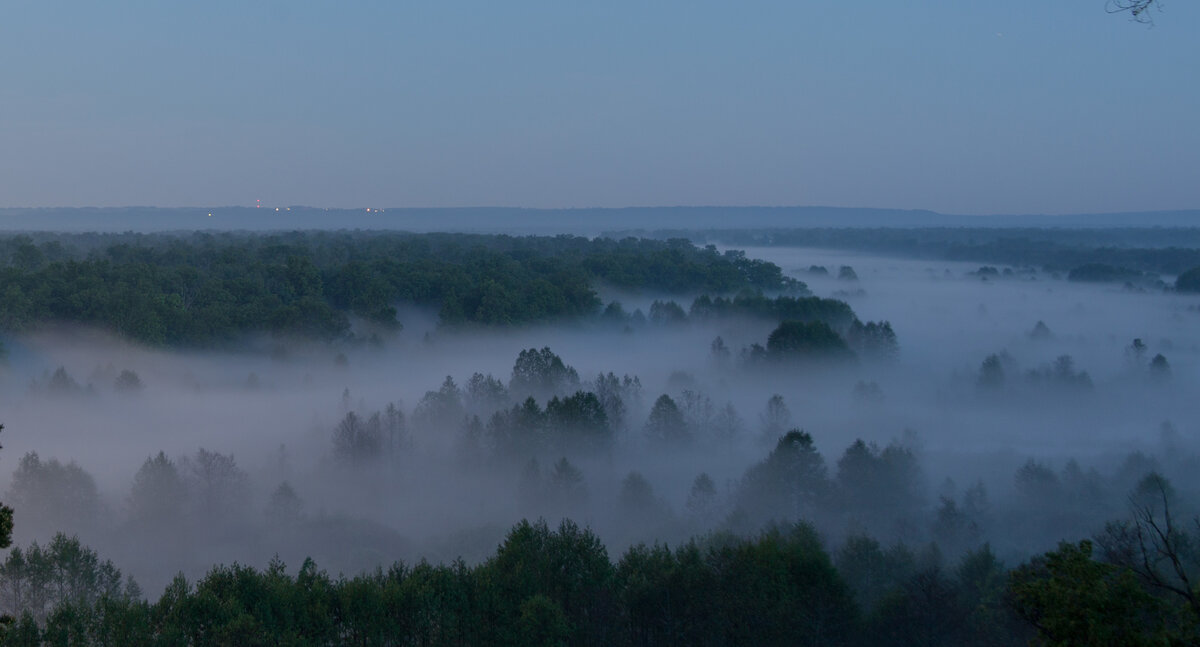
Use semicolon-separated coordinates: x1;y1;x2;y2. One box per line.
3;246;1198;595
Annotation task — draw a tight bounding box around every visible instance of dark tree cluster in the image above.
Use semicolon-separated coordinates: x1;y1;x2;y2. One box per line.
766;321;854;361
0;232;798;346
4;408;1197;645
1066;263;1156;286
732;320;863;367
845;321;898;361
1176;265;1200;293
0;534;138;624
624;226;1200;276
0;519;866;647
731;431;927;542
976;352;1099;394
687;292;856;330
332;349;641;469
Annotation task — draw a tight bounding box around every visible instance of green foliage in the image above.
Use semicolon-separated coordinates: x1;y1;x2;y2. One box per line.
836;536;916;613
0;232;801;345
648;300;687;325
1066;263;1149;284
0;534;132;623
704;524;858;646
546;391;611;455
517;594;571;647
510;348;581;400
734;430;829;527
846;320;898;361
689;292;855;330
835;439;923;530
765;320;854;361
465;372;509;416
412;376;465;431
644;394;689;445
1025;355;1094;391
0;505;11;551
1177;266;1200;293
478;519;615;645
13;515;1200;646
489;397;548;462
6;453;101;537
0;423;10;551
646;226;1200;276
1008;540;1182;646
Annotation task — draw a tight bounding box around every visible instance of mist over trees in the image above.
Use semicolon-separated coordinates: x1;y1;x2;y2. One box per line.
615;226;1200;280
1;228;1199;643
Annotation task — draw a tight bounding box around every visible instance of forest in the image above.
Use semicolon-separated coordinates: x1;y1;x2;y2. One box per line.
0;232;797;345
0;230;1198;645
613;226;1200;280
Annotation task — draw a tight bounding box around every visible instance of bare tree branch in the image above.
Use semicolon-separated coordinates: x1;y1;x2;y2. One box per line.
1106;0;1162;25
1106;475;1200;617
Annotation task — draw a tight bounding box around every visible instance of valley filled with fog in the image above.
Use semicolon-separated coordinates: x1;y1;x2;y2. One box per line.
4;239;1196;602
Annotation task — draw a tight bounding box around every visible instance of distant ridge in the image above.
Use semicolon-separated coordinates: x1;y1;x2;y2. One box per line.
0;205;1197;234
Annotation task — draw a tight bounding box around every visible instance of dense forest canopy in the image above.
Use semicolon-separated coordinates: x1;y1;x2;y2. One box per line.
0;232;802;345
0;228;1197;645
610;226;1200;277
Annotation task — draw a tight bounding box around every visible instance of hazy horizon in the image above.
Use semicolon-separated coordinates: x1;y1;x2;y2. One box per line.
3;3;1198;215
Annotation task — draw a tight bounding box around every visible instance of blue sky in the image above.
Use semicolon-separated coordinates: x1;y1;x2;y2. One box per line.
1;1;1196;214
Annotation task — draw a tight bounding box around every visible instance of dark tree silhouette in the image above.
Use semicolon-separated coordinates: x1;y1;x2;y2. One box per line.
1107;0;1160;24
0;424;10;549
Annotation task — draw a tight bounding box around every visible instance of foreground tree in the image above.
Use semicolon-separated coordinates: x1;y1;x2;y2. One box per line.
0;425;11;550
1098;473;1200;619
1009;540;1182;645
478;519;615;646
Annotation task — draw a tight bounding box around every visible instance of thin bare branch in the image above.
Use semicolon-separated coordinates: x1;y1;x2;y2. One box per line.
1106;0;1161;25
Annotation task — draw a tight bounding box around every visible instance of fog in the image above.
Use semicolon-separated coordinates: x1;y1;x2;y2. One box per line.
4;243;1199;596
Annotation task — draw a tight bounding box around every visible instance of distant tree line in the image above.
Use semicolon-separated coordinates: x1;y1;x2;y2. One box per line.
0;233;801;346
610;227;1200;276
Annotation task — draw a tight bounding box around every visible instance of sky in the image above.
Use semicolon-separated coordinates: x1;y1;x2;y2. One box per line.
1;1;1197;215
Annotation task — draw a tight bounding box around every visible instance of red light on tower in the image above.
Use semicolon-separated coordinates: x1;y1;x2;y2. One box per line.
256;199;261;209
